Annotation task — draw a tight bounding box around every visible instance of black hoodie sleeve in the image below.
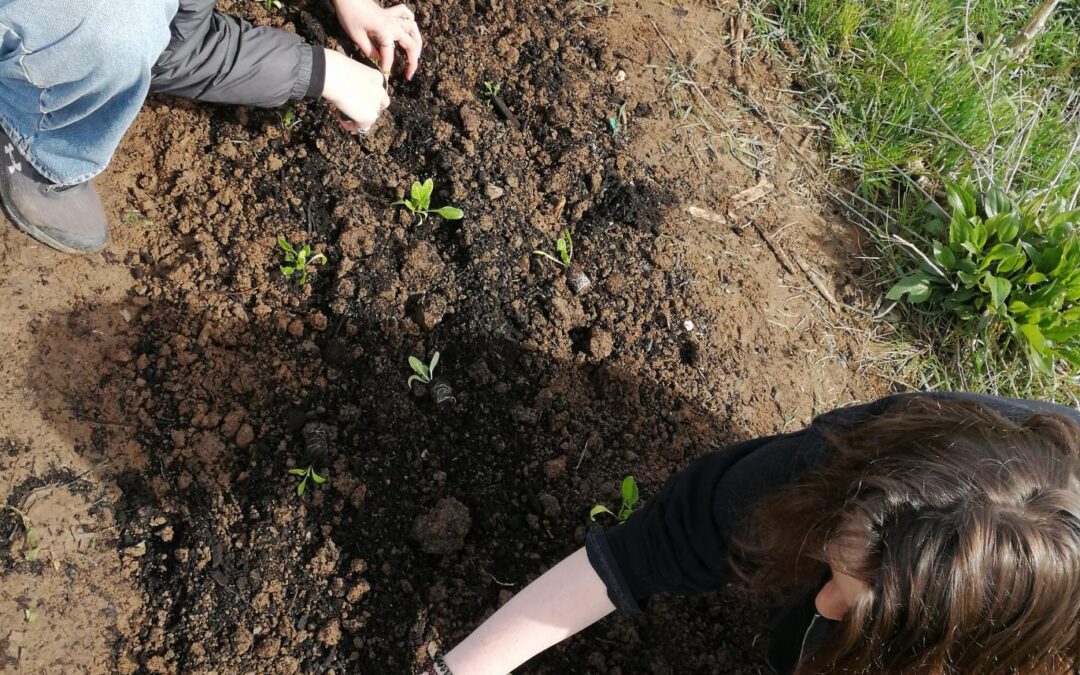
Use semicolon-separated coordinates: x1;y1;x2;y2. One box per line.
151;0;325;107
584;391;1080;612
585;429;823;612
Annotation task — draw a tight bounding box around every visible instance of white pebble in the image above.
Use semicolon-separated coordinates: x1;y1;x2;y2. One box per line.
683;319;695;331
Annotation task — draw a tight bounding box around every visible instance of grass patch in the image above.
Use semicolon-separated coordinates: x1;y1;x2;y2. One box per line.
763;0;1080;402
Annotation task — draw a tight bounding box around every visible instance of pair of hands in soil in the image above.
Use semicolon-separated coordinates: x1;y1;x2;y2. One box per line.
322;0;424;133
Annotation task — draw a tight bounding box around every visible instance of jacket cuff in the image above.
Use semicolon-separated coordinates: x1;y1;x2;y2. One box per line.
586;526;642;615
292;44;326;100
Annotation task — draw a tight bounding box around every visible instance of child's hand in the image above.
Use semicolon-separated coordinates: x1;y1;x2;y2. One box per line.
322;49;391;133
332;0;423;80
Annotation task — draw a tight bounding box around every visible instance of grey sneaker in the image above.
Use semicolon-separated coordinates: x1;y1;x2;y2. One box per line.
0;130;108;253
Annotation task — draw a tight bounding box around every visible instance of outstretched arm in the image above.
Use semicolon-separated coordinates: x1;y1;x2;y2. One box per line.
151;0;399;132
437;428;819;673
441;548;615;675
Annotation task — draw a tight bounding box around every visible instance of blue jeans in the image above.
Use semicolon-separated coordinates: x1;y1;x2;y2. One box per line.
0;0;178;185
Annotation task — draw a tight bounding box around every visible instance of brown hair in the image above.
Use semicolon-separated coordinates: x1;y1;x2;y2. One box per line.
731;396;1080;675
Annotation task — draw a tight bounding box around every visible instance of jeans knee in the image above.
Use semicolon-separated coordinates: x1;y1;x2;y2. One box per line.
79;1;177;76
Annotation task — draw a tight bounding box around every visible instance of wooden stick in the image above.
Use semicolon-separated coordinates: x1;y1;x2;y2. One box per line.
490;94;521;131
750;220;841;311
792;253;841;311
731;10;748;90
1008;0;1061;52
686;205;728;224
749;220;796;275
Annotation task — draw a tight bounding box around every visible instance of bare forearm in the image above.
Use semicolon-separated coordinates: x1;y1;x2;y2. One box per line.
443;547;616;675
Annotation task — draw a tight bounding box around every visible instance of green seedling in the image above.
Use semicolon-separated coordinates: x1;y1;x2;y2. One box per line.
590;475;640;522
533;229;573;268
393;179;464;224
288;466;326;497
278;236;327;286
607;102;627;134
122;209;154;229
483;81;502;105
3;505;39;562
407;351;440;388
24;608;37;623
281;107;299;130
259;0;283;10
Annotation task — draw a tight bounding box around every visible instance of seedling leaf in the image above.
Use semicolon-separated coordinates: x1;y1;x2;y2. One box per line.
407;374;424;388
590;505;614;521
621;476;639;508
409;356;428;377
434;206;464;220
311;471;326;484
411;179;434;211
428;351;440;376
288;468;308;476
297;480;306;497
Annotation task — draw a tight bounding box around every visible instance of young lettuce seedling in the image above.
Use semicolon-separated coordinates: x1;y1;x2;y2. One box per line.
281;107;299;130
407;351;440;388
590;475;640;522
482;81;502;105
393;179;464;224
407;351;456;405
533;229;573;268
288;465;326;497
607;102;627;135
278;236;327;286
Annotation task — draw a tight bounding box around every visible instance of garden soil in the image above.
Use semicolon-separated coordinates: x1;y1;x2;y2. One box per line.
0;0;886;672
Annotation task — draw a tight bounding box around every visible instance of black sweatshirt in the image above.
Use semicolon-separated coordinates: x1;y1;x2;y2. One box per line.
584;392;1080;674
151;0;326;108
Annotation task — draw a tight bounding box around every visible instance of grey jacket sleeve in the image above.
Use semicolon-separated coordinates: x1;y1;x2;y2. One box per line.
150;0;325;107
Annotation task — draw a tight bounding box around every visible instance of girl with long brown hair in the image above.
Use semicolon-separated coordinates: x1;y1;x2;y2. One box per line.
422;393;1080;674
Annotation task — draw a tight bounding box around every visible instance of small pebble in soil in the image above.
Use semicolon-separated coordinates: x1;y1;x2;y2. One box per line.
411;497;471;555
485;183;505;200
587;326;614;360
235;423;255;448
543;456;567;480
683;319;695;331
317;618;342;647
302;422;332;463
429;379;456;406
539;493;562;519
346;580;371;604
568;268;592;295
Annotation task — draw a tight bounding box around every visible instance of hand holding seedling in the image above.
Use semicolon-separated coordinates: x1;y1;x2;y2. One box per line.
332;0;423;80
322;50;391;133
394;179;464;223
278;236;327;286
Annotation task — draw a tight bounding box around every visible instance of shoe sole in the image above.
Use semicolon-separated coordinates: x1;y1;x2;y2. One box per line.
0;183;105;255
